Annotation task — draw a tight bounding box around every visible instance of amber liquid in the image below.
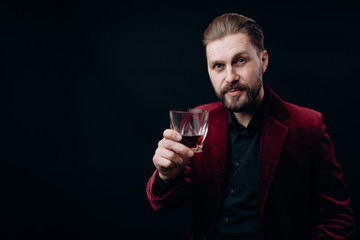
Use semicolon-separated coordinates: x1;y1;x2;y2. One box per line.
181;135;204;148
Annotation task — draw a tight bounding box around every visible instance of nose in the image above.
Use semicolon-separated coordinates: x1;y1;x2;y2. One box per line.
225;66;239;84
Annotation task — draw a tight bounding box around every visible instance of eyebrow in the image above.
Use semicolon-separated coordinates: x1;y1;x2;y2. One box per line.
232;51;249;61
209;50;249;67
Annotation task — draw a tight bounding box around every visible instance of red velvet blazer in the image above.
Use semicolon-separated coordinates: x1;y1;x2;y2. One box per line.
146;85;355;240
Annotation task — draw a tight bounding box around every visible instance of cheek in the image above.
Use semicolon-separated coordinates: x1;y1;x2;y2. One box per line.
209;74;223;93
242;65;260;81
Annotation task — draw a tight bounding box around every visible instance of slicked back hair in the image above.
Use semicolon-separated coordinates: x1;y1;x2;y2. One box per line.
203;13;265;53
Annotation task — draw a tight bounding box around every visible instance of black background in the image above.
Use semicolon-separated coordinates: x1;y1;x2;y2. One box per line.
1;1;359;239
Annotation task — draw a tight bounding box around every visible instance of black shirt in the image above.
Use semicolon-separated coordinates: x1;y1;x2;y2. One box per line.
214;103;264;240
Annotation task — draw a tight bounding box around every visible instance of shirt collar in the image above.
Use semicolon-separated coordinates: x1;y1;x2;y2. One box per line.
228;96;266;137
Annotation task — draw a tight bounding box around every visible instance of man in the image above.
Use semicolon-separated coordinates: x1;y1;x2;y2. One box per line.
146;13;355;240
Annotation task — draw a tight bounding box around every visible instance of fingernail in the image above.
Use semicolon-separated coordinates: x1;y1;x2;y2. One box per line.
177;135;182;141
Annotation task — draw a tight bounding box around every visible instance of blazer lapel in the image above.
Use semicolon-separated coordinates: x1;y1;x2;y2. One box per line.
208;106;228;207
258;113;288;230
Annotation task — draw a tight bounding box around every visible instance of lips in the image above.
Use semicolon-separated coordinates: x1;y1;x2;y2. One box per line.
226;88;244;96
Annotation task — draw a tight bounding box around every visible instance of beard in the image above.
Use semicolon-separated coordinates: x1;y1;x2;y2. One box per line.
218;79;262;112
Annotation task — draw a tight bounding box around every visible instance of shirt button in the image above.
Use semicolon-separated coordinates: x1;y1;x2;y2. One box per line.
228;189;234;195
235;162;240;167
224;218;229;223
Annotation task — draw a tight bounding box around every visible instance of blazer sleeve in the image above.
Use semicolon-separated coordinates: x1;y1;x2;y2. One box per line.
311;114;355;239
146;166;191;212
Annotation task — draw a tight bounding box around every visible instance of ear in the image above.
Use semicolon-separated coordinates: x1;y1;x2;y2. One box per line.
261;50;269;74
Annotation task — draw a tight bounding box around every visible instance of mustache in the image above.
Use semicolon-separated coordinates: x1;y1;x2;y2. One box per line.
221;83;249;92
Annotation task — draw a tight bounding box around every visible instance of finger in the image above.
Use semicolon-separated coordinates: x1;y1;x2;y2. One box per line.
163;129;182;141
158;138;193;158
153;154;176;169
156;148;185;166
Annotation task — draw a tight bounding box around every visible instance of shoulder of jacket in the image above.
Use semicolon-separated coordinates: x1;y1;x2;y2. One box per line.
264;85;324;131
282;101;324;128
195;101;225;113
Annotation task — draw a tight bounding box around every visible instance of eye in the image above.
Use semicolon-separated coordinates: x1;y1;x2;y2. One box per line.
213;63;224;69
236;58;245;64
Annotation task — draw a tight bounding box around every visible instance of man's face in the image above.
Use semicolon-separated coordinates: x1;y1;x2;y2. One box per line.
206;32;268;112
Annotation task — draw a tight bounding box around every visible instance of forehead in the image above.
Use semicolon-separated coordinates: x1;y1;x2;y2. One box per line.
206;32;256;60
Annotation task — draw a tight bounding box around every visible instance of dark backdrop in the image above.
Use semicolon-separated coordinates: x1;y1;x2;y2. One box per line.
1;1;359;239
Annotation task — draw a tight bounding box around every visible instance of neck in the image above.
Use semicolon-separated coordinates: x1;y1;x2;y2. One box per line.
233;86;264;127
